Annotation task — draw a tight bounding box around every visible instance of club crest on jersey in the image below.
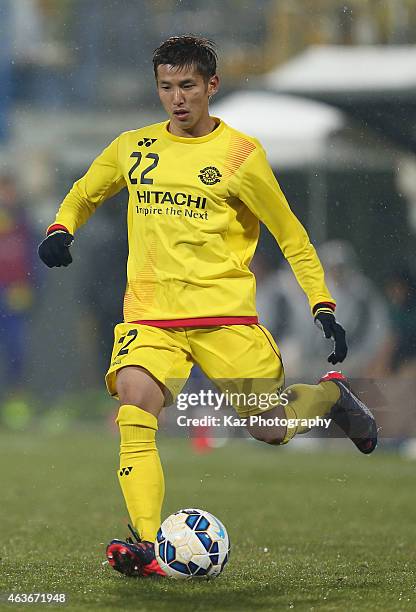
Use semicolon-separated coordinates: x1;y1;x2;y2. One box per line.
198;166;222;185
138;138;157;147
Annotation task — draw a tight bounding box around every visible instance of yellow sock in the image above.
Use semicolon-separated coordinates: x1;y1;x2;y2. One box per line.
283;381;340;443
116;404;164;543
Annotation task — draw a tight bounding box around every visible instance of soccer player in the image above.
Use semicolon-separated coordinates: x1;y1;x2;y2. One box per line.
38;36;377;578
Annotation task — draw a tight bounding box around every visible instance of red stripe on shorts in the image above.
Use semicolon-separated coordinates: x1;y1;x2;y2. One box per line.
130;316;259;328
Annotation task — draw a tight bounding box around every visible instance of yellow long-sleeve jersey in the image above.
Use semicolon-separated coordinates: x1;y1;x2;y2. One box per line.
50;118;335;325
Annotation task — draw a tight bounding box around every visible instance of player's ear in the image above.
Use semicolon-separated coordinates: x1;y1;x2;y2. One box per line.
207;75;220;98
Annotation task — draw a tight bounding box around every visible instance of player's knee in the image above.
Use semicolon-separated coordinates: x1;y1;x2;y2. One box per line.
249;429;285;445
117;375;139;405
116;366;164;413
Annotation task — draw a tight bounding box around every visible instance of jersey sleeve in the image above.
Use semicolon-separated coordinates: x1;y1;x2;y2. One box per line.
51;136;126;234
233;145;335;312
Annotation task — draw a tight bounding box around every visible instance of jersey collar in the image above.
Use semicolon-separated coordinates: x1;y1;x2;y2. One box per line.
163;117;225;143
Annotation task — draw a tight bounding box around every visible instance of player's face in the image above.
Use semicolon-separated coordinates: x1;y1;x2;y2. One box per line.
156;64;219;136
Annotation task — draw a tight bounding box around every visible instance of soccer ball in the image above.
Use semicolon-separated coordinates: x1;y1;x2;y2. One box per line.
155;508;230;579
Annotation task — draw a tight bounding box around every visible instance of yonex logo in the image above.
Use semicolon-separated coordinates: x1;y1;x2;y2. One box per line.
138;138;157;147
119;466;134;476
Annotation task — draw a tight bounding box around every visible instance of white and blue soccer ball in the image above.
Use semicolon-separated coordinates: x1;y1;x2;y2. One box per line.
155;508;230;579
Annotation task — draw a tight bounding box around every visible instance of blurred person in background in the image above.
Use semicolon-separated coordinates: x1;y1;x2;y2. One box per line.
253;252;311;379
0;174;36;399
255;241;390;380
81;199;128;376
370;268;416;377
367;268;416;441
318;241;391;378
9;0;70;106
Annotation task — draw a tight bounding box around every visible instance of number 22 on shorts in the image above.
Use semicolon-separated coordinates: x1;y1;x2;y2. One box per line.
116;328;138;356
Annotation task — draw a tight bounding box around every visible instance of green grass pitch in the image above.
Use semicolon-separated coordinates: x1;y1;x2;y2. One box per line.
0;429;415;611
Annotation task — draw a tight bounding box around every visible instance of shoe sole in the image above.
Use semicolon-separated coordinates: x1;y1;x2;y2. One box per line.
106;542;165;578
330;380;378;454
107;543;143;577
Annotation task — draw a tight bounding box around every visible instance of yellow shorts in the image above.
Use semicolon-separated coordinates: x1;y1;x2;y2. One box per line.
105;323;284;416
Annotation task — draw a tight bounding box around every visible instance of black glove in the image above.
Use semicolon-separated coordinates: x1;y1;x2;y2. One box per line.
314;304;348;365
38;227;74;268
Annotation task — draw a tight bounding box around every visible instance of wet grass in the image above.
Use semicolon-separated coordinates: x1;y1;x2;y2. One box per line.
0;430;415;611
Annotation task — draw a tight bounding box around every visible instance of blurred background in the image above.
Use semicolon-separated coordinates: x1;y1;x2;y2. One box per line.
1;0;416;448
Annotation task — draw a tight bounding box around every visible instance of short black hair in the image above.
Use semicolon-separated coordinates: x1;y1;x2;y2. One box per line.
153;35;217;81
